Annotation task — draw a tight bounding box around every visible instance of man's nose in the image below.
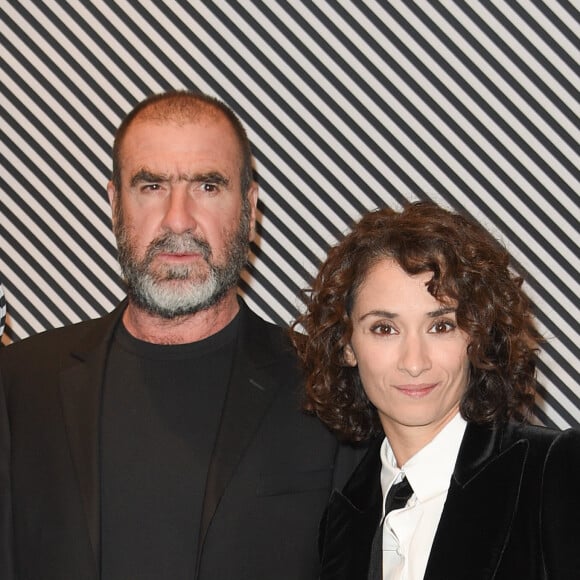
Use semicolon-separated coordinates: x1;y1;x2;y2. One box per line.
161;187;197;233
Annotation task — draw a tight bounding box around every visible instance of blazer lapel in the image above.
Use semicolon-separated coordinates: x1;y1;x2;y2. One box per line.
319;438;383;580
424;422;528;580
198;303;283;547
59;303;125;575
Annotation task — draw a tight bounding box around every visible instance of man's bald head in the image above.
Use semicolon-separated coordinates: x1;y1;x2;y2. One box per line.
111;91;253;196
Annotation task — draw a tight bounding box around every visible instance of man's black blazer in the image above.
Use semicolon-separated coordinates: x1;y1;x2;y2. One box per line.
319;420;580;579
0;299;361;580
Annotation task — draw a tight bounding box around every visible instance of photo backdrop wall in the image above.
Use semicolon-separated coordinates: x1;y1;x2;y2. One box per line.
1;0;578;428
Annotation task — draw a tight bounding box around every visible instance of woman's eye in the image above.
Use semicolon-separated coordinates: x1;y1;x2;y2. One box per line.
370;323;396;335
430;320;455;333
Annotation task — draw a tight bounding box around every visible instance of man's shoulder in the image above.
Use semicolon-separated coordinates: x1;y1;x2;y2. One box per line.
1;305;122;366
240;302;295;355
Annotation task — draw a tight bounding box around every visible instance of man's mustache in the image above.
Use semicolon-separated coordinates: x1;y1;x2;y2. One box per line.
144;231;212;263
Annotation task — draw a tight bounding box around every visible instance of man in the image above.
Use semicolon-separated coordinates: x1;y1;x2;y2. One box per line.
0;91;359;580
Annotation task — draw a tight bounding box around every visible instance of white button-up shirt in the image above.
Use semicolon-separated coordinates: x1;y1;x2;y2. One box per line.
379;413;467;580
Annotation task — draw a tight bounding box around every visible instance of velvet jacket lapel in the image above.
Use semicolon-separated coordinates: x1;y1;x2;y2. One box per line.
320;423;529;580
58;301;126;577
319;436;383;580
424;422;528;580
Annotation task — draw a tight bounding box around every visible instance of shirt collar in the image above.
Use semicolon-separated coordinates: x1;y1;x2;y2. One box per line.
380;412;467;504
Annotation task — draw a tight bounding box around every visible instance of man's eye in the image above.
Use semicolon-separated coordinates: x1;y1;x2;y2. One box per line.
201;182;219;193
141;183;161;191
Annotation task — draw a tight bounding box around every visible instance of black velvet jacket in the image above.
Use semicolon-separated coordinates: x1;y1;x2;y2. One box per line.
319;421;580;579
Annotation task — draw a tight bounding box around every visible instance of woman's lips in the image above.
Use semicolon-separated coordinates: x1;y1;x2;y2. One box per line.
395;384;437;398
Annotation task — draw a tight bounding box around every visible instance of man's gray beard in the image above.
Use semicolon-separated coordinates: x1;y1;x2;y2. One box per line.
114;205;251;319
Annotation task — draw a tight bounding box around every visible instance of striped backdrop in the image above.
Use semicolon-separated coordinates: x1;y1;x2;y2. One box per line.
1;0;578;429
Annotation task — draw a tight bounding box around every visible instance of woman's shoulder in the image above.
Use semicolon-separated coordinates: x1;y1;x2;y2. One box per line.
503;421;580;464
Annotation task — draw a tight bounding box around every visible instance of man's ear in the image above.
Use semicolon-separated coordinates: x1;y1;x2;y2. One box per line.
343;344;357;367
106;180;116;206
107;181;118;228
247;182;259;242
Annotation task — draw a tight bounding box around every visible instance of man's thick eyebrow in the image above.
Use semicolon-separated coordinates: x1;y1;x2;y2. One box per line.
129;170;230;188
182;171;229;186
130;170;168;187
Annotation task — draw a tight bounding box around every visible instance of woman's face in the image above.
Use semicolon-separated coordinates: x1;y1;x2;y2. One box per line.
345;259;470;451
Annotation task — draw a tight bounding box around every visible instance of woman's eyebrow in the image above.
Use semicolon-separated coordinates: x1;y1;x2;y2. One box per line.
359;309;398;321
427;306;456;318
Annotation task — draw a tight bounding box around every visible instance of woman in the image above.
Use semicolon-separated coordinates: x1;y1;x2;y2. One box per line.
293;202;580;579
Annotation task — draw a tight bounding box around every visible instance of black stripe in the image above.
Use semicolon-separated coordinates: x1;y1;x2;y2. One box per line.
1;77;112;229
0;250;72;327
529;0;580;48
535;384;578;428
2;4;122;138
374;2;580;181
430;0;579;138
1;192;122;309
0;155;118;300
489;2;580;89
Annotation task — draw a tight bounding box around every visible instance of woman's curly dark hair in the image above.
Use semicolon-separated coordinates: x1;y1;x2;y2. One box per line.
292;202;542;442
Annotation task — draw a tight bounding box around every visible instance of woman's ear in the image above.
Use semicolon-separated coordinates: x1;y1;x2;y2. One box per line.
343;344;357;367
